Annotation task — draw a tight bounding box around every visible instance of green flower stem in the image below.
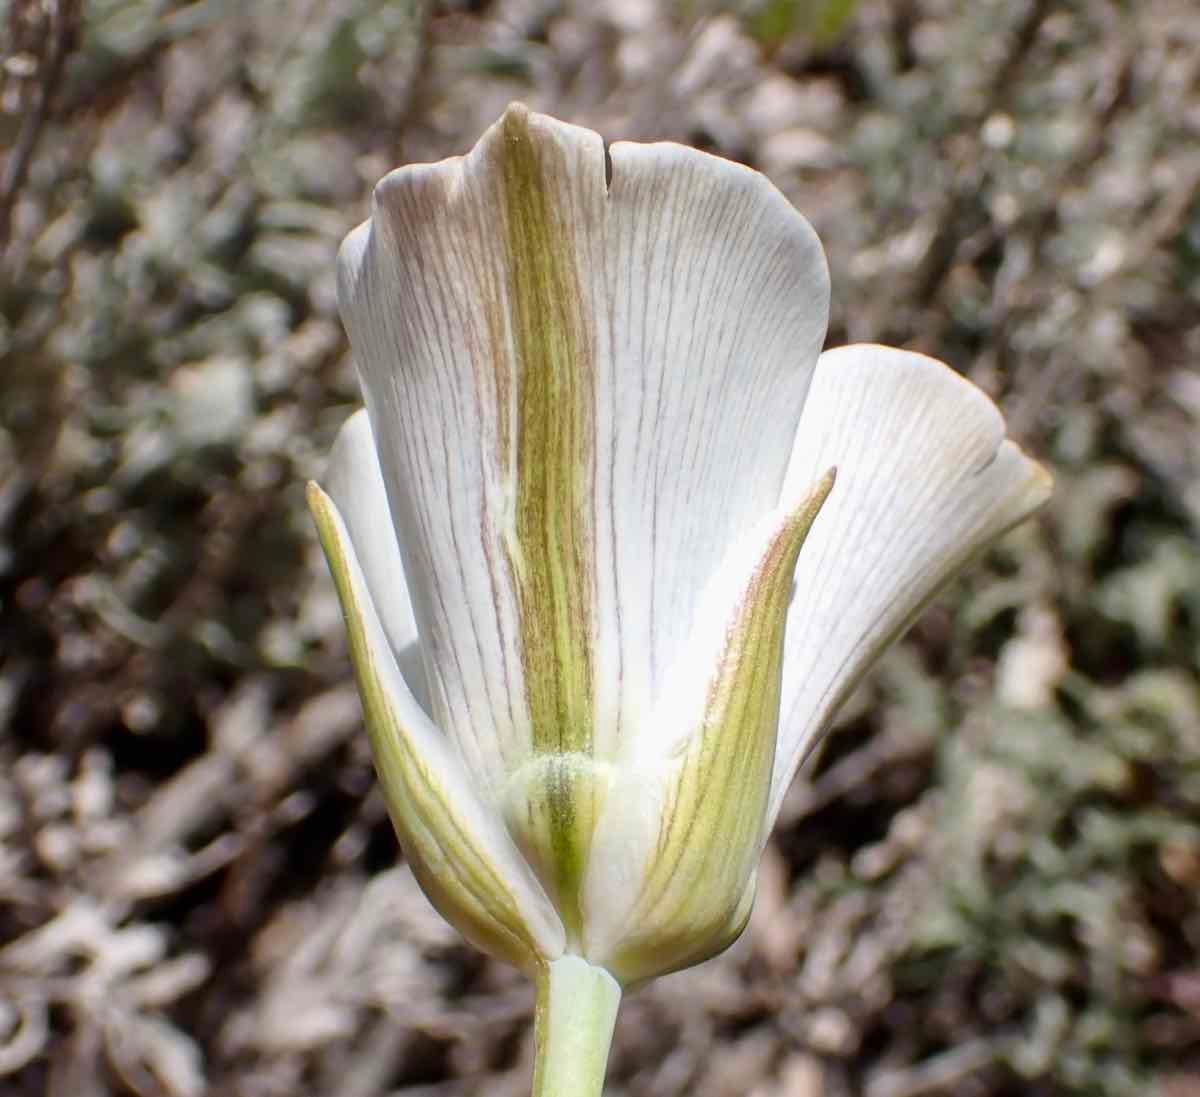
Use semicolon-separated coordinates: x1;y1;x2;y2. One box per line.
532;955;621;1097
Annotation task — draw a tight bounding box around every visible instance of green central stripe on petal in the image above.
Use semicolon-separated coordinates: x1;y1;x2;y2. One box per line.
495;105;598;937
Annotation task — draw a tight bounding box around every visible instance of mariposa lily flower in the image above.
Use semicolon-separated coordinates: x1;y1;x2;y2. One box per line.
309;104;1050;1096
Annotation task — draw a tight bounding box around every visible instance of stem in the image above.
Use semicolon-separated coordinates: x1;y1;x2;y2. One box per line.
532;955;621;1097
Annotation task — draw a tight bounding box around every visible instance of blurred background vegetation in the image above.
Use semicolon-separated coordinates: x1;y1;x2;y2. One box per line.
1;0;1198;1094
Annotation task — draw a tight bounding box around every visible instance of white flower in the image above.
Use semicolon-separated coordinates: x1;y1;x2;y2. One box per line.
309;105;1050;998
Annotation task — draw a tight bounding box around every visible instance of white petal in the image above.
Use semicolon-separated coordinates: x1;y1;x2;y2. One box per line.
336;103;831;806
769;345;1052;820
323;409;428;712
308;482;566;970
595;138;830;753
337;108;602;796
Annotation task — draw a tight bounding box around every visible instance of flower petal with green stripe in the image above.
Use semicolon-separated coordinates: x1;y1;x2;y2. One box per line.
312;104;1052;989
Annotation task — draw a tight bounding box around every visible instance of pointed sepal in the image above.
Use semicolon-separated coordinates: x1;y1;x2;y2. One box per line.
582;471;835;983
308;482;565;973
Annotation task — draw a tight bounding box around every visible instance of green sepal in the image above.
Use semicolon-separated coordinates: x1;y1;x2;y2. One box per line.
308;481;565;973
594;470;835;984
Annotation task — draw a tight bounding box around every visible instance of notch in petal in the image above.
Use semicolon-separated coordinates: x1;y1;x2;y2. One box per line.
769;345;1052;822
308;481;566;972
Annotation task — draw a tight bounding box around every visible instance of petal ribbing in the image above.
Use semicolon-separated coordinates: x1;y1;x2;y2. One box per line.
594;136;829;758
769;345;1052;822
340;105;607;922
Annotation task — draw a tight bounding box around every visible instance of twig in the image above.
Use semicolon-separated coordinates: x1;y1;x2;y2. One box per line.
0;0;83;264
908;0;1056;310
